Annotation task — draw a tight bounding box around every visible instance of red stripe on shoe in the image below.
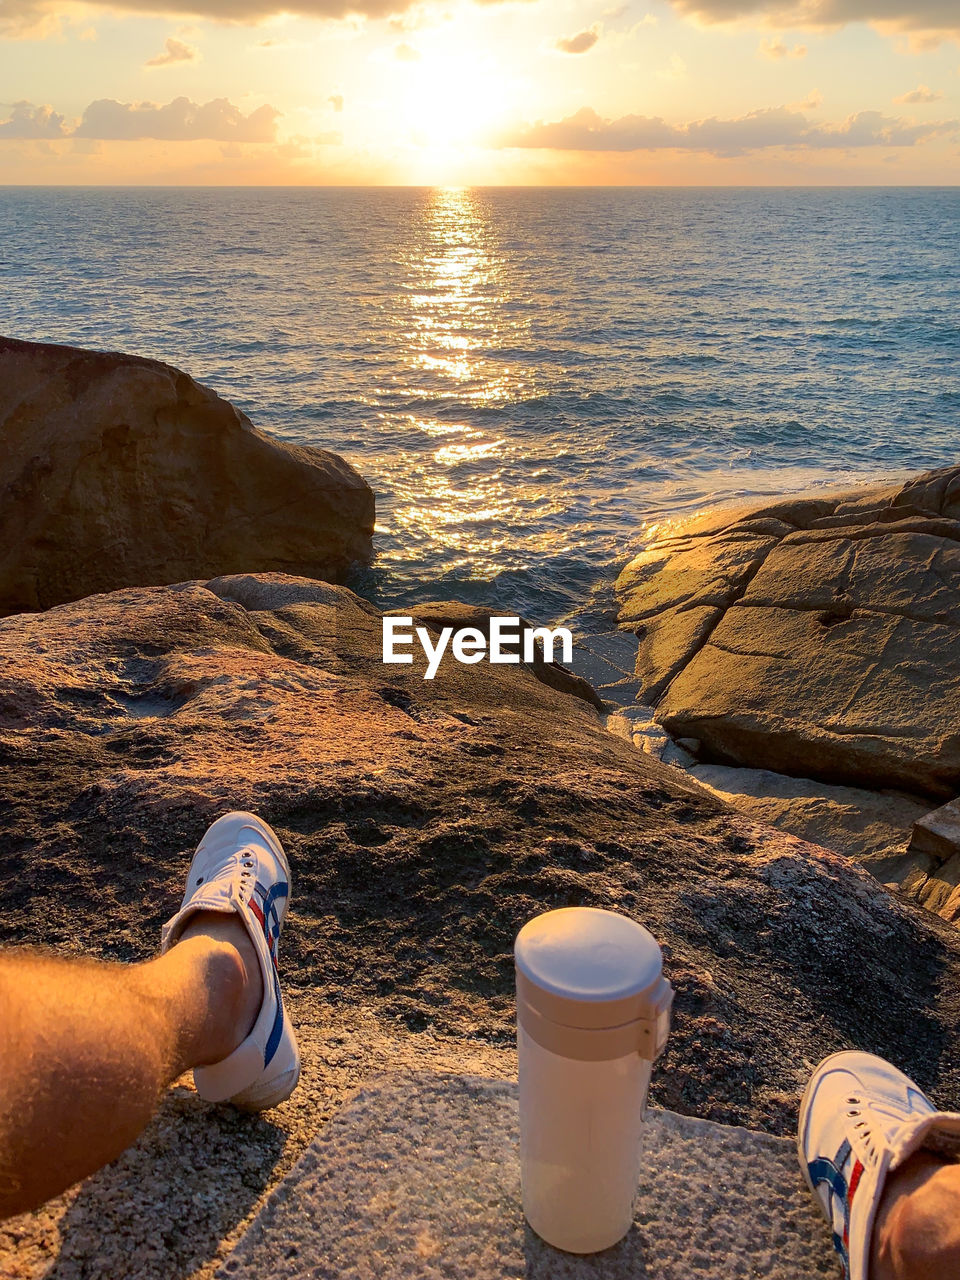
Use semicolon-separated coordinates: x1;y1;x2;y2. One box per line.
848;1160;864;1208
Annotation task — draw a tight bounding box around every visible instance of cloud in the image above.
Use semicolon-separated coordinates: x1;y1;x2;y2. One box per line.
0;100;67;137
145;36;199;66
664;0;959;37
394;41;420;60
894;85;943;103
1;0;531;37
657;53;688;78
759;38;807;57
328;93;344;111
500;103;958;156
555;25;600;53
73;96;278;141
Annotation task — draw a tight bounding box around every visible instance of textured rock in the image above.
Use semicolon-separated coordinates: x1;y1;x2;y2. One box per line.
910;798;960;865
616;466;960;798
904;801;960;924
0;336;374;615
688;762;931;881
4;573;960;1135
216;1074;837;1280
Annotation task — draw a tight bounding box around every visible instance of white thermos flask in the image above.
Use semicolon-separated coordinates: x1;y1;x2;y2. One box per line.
515;906;674;1254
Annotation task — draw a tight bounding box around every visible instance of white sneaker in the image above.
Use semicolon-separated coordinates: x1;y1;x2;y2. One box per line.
161;811;301;1111
798;1050;960;1280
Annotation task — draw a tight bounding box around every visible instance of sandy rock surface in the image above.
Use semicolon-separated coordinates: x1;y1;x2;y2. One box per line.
616;465;960;797
688;763;930;876
4;572;960;1276
0;337;374;616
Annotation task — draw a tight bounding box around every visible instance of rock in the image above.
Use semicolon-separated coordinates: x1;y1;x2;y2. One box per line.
904;800;960;925
0;336;374;616
909;798;960;864
4;573;960;1133
616;465;960;798
909;855;960;924
216;1074;837;1280
410;601;605;711
687;763;931;882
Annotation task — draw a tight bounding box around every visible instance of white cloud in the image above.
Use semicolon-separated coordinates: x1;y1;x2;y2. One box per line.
145;36;199;66
894;84;943;103
657;53;688;78
792;88;823;108
759;38;807;58
0;100;67;137
500;103;959;155
328;93;344;111
555;25;600;54
394;41;420;60
73;96;278;141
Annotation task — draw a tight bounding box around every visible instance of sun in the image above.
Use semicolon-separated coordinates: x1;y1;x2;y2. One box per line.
395;44;513;151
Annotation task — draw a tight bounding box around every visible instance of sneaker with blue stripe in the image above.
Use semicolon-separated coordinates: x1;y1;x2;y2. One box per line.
161;811;301;1111
798;1051;960;1280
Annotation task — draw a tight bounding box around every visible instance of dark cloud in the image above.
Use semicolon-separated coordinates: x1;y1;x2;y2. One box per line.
555;25;600;53
666;0;959;33
145;36;198;65
501;104;958;156
73;96;279;140
0;100;66;137
1;0;533;35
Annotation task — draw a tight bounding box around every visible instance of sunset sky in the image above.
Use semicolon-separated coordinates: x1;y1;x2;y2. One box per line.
1;0;958;183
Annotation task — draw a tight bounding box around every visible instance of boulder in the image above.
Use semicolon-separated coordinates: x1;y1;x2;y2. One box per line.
616;466;960;798
0;337;374;616
4;573;960;1134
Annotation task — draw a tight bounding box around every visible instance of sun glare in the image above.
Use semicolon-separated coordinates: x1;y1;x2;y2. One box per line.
395;45;511;151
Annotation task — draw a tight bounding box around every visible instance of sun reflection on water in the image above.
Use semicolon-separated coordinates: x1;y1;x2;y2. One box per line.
376;186;547;580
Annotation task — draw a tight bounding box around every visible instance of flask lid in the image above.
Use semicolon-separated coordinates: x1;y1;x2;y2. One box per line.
514;906;664;1031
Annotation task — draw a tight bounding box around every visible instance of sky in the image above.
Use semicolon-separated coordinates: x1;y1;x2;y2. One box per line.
0;0;958;183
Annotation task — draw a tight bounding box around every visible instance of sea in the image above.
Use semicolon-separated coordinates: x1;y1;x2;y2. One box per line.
1;186;958;630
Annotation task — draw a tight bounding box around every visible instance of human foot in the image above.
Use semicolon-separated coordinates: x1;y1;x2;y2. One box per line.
798;1051;960;1280
161;811;301;1110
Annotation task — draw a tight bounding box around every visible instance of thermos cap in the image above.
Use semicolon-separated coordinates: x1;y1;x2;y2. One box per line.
515;906;664;1032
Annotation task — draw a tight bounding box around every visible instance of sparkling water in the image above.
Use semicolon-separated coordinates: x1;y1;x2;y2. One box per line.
2;185;957;626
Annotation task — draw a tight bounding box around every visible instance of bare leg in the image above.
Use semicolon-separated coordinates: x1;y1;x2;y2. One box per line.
0;913;263;1220
872;1152;960;1280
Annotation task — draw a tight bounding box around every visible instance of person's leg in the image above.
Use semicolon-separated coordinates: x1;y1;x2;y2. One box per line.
0;912;261;1220
872;1152;960;1280
799;1051;960;1280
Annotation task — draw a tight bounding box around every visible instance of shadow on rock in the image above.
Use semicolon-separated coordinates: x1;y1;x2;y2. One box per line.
46;1087;285;1280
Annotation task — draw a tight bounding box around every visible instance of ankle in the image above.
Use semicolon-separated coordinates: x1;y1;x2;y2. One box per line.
152;934;252;1073
873;1155;960;1280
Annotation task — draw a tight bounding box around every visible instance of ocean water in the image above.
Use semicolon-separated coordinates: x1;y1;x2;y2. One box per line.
1;186;958;628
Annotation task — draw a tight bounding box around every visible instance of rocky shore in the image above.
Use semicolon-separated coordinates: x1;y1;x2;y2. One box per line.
614;466;960;922
2;338;960;1279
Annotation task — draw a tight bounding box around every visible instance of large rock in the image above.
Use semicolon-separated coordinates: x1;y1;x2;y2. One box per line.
0;337;374;615
4;574;960;1134
617;466;960;798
